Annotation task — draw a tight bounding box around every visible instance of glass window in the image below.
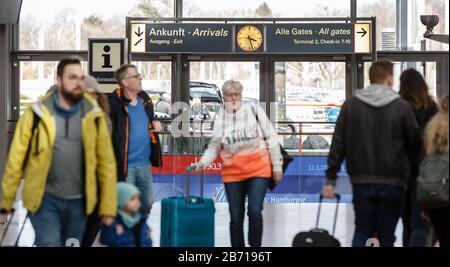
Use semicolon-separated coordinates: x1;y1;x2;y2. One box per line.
19;60;172;116
275;62;345;121
190;86;222;102
19;0;174;50
358;0;397;51
274;61;346;155
190;61;260;101
184;0;350;18
409;0;449;51
19;61;88;115
364;61;438;99
132;61;172;104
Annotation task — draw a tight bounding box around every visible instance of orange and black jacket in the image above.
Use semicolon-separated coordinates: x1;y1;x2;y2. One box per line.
109;88;162;181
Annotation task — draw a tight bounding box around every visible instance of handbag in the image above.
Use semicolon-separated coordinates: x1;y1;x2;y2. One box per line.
251;106;293;190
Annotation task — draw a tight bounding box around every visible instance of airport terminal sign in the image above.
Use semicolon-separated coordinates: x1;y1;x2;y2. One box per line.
266;23;371;54
131;23;232;53
129;22;371;54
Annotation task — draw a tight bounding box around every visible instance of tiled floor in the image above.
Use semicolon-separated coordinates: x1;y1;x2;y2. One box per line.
0;201;405;247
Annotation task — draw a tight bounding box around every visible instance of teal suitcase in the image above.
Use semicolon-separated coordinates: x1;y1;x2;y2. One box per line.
160;166;215;247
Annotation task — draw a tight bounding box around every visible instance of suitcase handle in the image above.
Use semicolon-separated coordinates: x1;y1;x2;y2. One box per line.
315;194;340;236
185;164;205;204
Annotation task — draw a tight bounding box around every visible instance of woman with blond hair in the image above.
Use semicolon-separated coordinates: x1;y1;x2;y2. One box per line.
421;94;449;247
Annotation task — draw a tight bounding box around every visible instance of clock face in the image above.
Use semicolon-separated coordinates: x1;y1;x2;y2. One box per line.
236;26;263;52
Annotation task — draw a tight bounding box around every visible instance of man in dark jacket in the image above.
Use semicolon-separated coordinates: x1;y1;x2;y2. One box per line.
322;61;422;247
109;64;162;216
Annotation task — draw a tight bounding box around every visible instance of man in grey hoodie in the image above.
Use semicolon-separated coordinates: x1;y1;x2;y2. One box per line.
322;61;422;247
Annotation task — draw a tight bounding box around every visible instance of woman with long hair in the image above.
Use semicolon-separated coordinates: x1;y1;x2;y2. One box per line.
81;75;113;247
421;94;449;247
399;69;438;247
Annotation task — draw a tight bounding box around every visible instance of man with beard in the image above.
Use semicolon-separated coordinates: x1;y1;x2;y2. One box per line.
1;58;117;246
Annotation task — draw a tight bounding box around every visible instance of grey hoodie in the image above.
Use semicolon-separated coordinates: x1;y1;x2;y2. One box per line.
355;84;399;108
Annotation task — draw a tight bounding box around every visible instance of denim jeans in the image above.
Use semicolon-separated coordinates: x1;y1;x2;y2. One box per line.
352;184;405;247
29;194;87;247
224;177;269;247
402;188;432;247
125;165;154;215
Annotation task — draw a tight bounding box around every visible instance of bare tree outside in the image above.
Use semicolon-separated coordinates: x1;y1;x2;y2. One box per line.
358;0;396;50
19;14;41;50
255;2;273;17
44;7;77;50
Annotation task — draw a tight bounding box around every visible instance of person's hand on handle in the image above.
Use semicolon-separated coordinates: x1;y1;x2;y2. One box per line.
420;210;430;220
272;171;283;185
194;162;205;172
322;184;336;198
101;216;115;226
152;121;162;132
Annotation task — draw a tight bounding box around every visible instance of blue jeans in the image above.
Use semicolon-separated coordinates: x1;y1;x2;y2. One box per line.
125;165;154;215
352;184;405;247
29;194;87;247
224;177;269;247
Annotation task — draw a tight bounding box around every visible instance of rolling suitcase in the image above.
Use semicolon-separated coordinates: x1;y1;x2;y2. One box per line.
292;194;341;247
0;209;29;247
160;165;215;247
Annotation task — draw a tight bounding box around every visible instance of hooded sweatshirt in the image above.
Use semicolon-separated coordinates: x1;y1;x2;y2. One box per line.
326;84;422;190
199;102;282;183
355;84;400;107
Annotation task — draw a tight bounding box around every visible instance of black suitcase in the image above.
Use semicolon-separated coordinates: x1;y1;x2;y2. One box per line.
292;194;341;247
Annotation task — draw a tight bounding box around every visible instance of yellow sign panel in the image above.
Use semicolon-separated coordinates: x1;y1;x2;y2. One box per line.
354;23;371;54
131;23;146;52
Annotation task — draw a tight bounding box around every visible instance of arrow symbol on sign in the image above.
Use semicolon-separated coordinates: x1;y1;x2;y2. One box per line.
135;27;143;37
357;28;367;37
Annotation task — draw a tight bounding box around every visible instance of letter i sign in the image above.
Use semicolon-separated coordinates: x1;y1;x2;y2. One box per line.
92;42;121;72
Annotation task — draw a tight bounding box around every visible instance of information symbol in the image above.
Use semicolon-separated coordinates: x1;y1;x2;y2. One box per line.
365;238;380;247
102;45;112;68
65;238;80;247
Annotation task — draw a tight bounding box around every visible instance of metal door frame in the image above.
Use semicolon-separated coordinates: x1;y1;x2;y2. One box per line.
372;51;449;97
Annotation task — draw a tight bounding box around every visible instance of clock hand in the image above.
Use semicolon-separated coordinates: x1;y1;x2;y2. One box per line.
247;36;254;50
248;37;257;42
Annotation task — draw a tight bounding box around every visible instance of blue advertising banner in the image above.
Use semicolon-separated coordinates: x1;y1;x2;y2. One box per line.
152;156;352;203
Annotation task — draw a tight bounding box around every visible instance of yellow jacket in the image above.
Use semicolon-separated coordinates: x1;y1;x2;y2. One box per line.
1;90;117;216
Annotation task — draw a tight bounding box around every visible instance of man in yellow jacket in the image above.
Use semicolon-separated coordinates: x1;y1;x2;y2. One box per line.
1;58;117;246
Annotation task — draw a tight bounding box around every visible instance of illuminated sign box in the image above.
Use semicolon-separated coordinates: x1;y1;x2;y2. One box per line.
266;23;371;54
129;22;371;54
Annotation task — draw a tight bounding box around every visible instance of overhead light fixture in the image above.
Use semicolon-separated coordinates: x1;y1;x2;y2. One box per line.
420;15;449;44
